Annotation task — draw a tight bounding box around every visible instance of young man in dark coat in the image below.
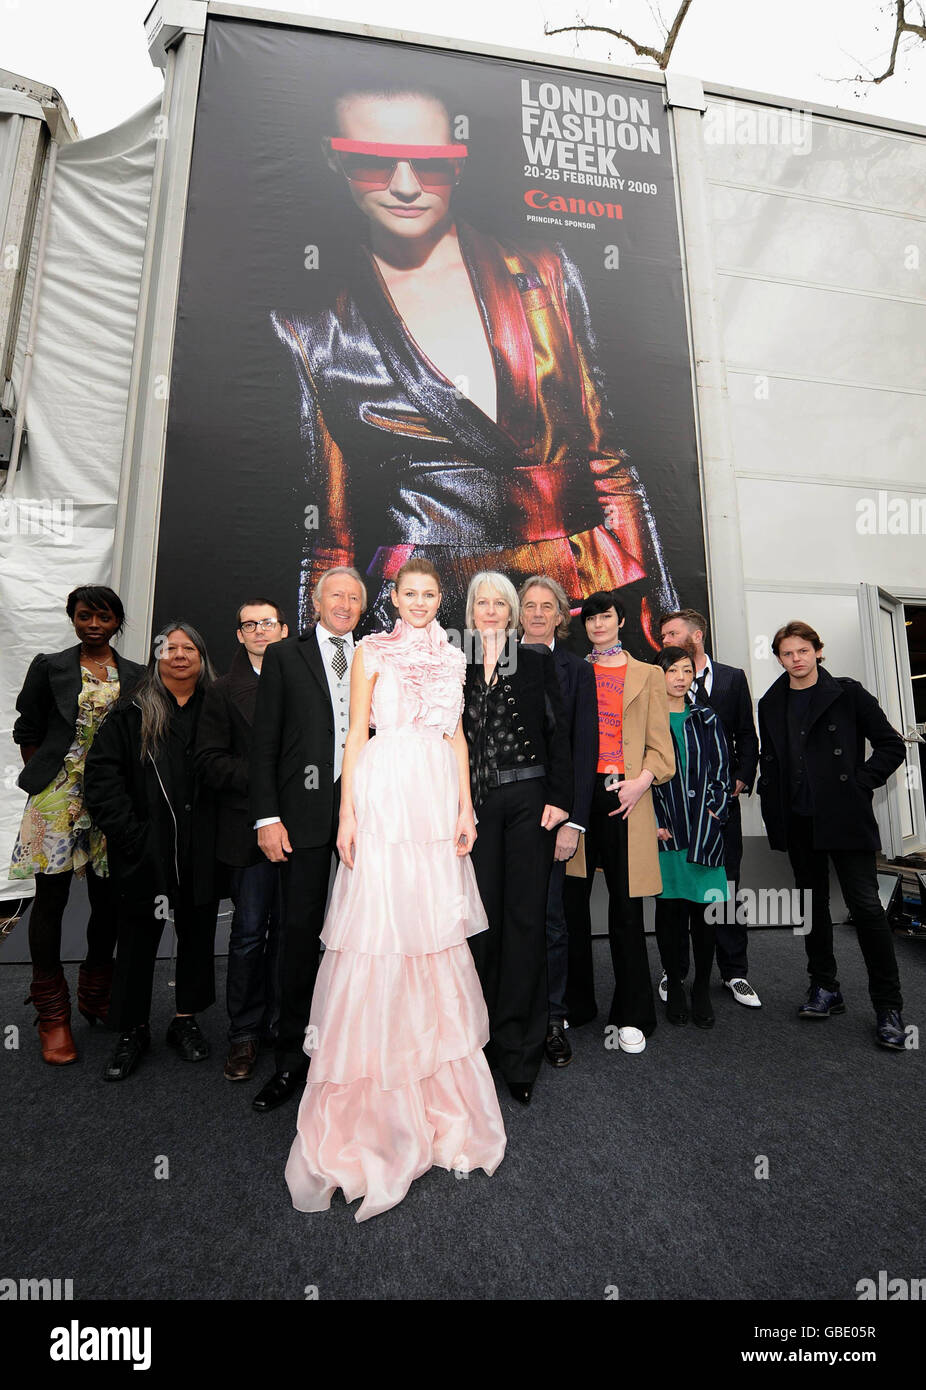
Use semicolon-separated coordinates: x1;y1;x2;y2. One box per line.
84;622;220;1080
195;600;288;1082
757;620;907;1050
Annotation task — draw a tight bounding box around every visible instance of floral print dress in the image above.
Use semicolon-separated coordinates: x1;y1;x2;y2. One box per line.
10;665;120;879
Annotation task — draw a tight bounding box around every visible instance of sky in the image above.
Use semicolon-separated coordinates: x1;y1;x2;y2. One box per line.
1;0;924;138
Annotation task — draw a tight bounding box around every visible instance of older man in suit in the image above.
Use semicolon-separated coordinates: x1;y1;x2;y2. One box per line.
248;567;366;1111
660;608;761;1007
520;576;598;1067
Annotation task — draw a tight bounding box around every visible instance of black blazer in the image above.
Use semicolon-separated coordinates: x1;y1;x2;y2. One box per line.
83;686;217;907
13;644;144;795
757;666;905;853
248;630;342;849
525;642;598;832
463;644;573;814
697;660;759;792
195;644;264;868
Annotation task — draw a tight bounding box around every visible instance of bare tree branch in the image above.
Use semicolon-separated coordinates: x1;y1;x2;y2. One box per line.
545;0;695;70
851;0;926;84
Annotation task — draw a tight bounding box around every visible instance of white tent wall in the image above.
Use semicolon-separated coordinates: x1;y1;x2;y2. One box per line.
0;99;159;919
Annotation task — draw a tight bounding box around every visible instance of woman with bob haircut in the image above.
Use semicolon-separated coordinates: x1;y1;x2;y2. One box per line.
651;645;731;1029
564;590;674;1053
462;570;573;1105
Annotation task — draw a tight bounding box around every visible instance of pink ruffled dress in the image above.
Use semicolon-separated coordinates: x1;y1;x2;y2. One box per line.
285;618;506;1221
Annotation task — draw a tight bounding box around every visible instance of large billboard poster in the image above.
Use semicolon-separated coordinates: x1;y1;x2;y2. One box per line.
154;14;706;667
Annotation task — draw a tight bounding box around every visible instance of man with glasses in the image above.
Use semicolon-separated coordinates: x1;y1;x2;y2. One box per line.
271;81;676;648
196;600;289;1082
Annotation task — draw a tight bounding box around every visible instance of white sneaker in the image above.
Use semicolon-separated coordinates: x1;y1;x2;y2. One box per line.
658;973;668;1003
724;977;762;1008
618;1026;646;1053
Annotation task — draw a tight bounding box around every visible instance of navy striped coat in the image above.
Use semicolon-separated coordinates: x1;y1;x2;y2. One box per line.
652;703;731;868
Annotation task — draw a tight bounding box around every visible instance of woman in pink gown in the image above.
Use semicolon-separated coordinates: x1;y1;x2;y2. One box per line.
285;559;507;1220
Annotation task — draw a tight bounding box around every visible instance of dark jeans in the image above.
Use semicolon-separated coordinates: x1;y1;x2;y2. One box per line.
546;858;568;1022
469;780;554;1085
109;890;219;1030
564;774;657;1036
27;866;117;974
226;860;283;1044
275;826;338;1073
785;813;902;1012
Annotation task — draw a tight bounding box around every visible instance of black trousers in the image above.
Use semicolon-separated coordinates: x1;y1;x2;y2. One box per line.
469;780;554;1085
564;774;657;1036
654;898;715;986
714;798;749;980
109;889;218;1030
27;866;117;974
785;813;902;1012
275;804;339;1071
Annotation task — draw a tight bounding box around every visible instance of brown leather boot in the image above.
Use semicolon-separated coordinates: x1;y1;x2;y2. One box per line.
77;961;114;1026
26;969;77;1065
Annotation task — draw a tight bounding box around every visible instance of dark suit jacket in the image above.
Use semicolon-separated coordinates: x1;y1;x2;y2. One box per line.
195;644;263;868
525;641;597;831
463;644;573;814
757;666;905;852
248;629;341;849
696;659;759;792
13;644;144;795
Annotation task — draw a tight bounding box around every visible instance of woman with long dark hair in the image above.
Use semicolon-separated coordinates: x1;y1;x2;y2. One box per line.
651;646;731;1029
10;585;143;1063
84;621;220;1081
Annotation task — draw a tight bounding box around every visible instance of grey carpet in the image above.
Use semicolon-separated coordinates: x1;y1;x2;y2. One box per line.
2;928;924;1301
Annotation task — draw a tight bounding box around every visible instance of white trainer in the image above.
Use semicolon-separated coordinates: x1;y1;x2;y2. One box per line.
658;973;668;1003
724;977;762;1008
618;1026;646;1053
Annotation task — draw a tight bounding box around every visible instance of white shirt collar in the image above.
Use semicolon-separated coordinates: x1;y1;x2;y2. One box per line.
316;621;355;648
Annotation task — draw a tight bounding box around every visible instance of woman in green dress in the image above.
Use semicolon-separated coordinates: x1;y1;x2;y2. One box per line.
651;646;731;1028
10;585;143;1063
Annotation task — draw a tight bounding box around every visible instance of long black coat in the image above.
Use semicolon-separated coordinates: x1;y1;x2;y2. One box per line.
757;666;905;852
83;687;217;906
13;644;144;795
248;630;341;849
195;645;263;868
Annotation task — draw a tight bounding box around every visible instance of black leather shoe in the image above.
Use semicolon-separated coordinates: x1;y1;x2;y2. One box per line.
665;979;689;1025
507;1081;533;1105
544;1021;572;1067
102;1025;150;1082
252;1068;307;1112
166;1015;210;1062
875;1009;906;1051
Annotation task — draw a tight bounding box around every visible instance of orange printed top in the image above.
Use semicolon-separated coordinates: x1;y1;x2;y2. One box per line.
594;664;626;775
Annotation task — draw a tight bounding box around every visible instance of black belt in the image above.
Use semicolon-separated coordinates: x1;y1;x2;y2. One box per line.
488;765;547;787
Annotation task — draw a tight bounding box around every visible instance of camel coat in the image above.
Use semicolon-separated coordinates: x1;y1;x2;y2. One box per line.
591;651;676;897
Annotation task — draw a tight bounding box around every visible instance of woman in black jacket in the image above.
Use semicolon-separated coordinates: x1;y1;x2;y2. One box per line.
84;620;219;1081
10;585;143;1064
462;571;573;1106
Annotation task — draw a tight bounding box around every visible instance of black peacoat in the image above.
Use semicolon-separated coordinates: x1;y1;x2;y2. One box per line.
757;666;905;853
194;644;263;868
83;687;217;907
13;644;144;795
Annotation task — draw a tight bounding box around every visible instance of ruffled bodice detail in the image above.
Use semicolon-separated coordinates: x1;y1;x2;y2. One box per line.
361;619;466;738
